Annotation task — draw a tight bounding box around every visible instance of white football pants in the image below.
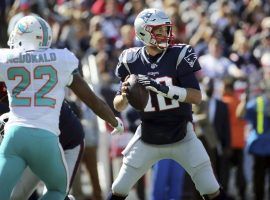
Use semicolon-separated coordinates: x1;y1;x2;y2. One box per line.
111;122;220;196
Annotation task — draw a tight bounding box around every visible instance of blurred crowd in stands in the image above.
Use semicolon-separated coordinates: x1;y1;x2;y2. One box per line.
1;0;270;200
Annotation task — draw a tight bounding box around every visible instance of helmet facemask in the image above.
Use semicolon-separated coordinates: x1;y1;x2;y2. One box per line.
146;23;174;49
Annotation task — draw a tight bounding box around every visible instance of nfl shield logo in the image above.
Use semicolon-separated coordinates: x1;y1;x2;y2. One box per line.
151;63;158;69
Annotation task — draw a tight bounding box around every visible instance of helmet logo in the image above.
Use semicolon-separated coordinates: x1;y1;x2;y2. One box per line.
17;22;32;35
140;13;153;23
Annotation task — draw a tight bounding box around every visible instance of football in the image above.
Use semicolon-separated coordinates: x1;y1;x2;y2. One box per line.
126;74;149;111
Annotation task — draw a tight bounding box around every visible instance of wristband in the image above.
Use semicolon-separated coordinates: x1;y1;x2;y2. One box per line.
167;86;187;102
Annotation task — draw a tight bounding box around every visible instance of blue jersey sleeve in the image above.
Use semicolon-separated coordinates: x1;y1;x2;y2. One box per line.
115;52;129;95
115;51;130;82
179;73;200;90
115;63;129;82
177;46;201;77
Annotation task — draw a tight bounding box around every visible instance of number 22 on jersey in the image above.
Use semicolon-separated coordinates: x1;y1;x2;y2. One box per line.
7;65;58;107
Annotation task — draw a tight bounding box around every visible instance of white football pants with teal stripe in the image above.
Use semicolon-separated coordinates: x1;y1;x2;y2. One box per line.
0;125;69;200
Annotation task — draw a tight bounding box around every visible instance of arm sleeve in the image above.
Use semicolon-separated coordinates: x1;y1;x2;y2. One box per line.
114;51;130;95
67;69;80;86
115;50;130;82
179;72;200;90
115;62;129;82
64;49;79;86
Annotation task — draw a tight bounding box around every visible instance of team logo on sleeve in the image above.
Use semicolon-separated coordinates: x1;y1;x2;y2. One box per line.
184;53;197;68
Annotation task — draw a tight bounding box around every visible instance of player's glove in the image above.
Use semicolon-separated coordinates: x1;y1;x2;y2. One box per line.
0;112;9;122
137;74;169;94
111;117;124;135
137;74;187;102
0;112;9;142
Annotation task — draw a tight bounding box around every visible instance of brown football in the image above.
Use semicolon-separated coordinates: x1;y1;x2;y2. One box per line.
126;74;149;111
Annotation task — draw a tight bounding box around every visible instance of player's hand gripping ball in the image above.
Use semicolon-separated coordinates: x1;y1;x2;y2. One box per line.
125;74;149;111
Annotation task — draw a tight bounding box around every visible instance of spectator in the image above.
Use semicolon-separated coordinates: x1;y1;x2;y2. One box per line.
237;79;270;200
201;77;232;194
198;37;244;97
222;77;247;200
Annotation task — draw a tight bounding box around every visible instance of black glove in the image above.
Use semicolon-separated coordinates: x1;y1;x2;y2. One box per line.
137;74;169;94
137;75;187;102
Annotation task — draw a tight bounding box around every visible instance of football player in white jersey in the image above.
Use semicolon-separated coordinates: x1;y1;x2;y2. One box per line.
0;16;124;200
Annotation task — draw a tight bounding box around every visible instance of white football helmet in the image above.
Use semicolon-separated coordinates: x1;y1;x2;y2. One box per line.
134;8;174;49
8;16;52;51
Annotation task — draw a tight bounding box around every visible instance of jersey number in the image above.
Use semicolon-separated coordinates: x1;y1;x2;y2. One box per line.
7;65;58;107
144;77;179;111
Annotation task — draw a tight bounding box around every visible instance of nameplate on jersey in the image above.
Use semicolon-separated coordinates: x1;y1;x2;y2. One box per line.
7;52;57;64
147;71;159;76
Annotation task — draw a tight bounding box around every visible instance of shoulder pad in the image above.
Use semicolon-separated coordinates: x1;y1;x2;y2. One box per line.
0;49;20;63
54;48;79;65
119;47;141;64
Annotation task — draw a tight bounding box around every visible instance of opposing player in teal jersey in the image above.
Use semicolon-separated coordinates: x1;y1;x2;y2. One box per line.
0;16;124;200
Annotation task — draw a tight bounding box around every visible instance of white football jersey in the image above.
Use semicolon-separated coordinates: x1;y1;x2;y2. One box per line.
0;48;78;135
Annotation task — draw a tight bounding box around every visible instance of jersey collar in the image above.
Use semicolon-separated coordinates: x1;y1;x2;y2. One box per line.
141;46;167;65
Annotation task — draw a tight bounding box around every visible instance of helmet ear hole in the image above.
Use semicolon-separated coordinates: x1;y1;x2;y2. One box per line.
19;42;22;46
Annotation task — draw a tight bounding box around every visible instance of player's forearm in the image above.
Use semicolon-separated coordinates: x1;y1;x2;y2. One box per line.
76;93;117;127
69;74;118;127
137;75;201;104
113;94;128;112
88;98;118;127
156;85;201;105
184;88;202;104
